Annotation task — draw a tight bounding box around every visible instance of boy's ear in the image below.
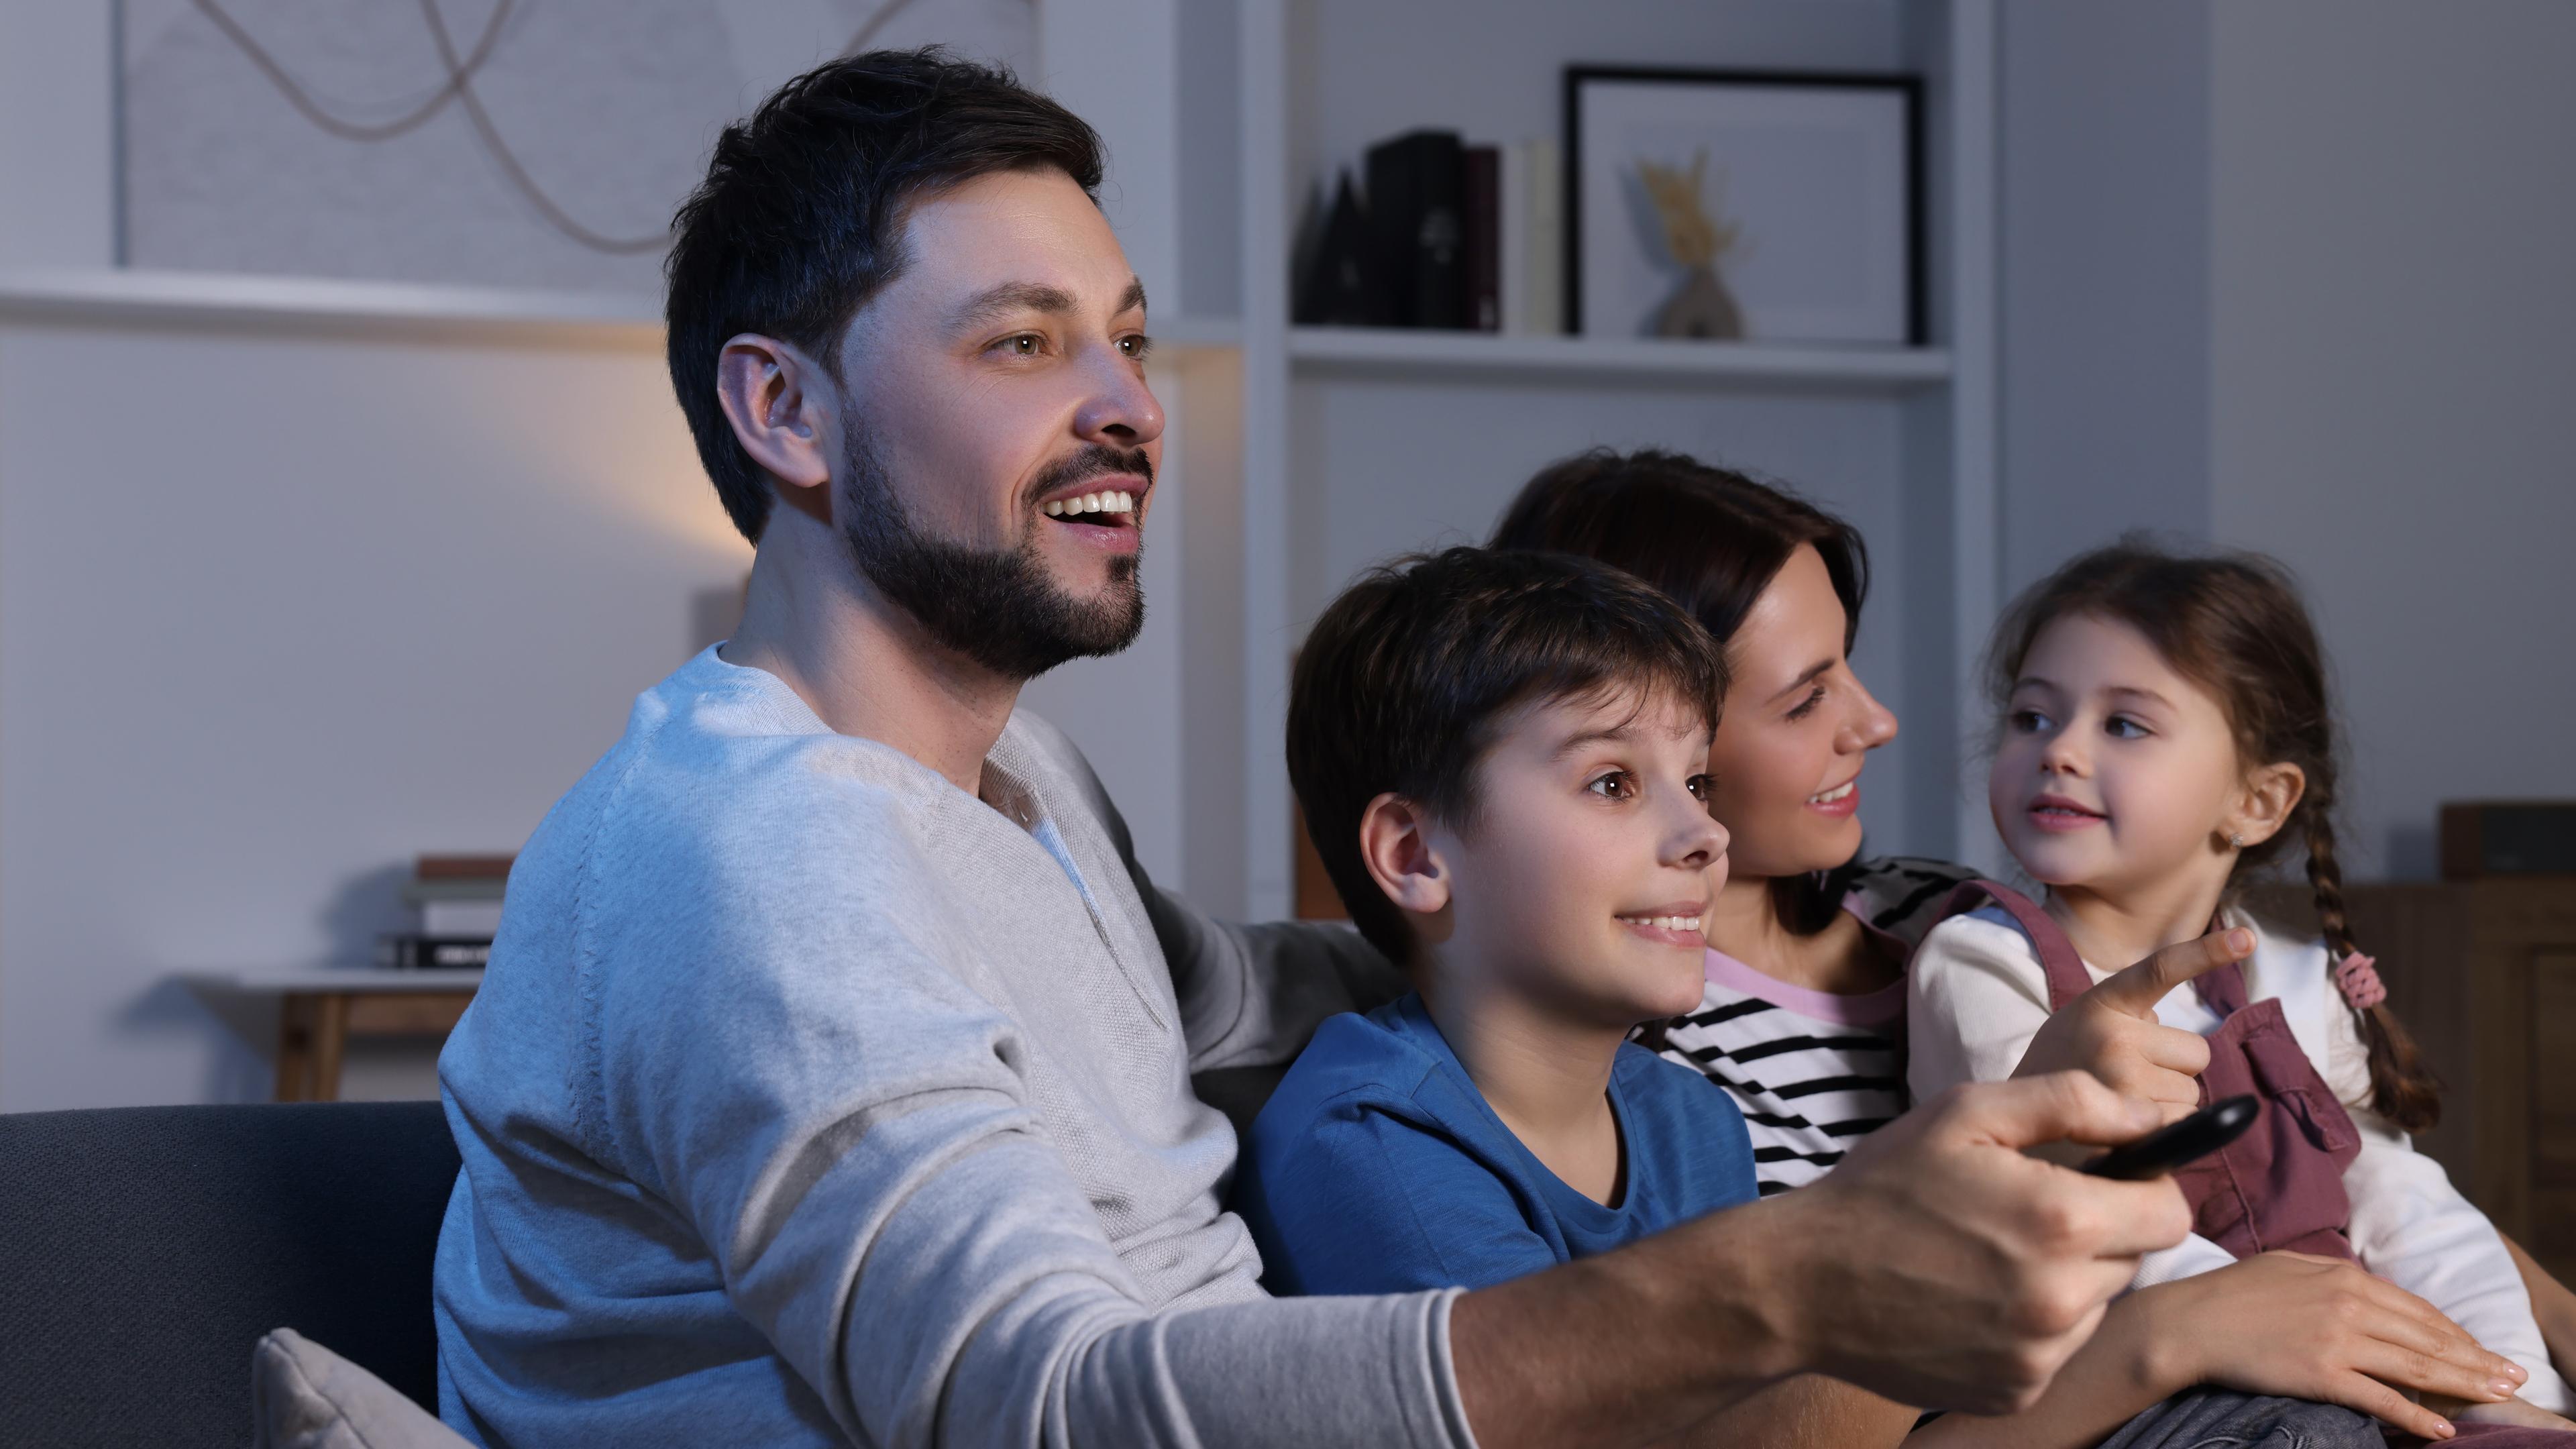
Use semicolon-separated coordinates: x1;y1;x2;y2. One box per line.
1358;792;1453;919
2227;761;2308;850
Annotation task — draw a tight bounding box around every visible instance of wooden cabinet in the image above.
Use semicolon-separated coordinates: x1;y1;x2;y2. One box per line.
2332;880;2576;1283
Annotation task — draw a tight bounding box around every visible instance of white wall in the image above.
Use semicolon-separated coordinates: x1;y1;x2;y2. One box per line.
1997;1;2211;596
2209;0;2576;879
0;1;1204;1109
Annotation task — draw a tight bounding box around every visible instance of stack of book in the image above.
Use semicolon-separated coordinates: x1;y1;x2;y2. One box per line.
1295;130;1563;335
375;854;511;970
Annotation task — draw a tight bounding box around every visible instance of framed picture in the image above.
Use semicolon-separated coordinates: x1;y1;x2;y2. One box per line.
1565;66;1921;345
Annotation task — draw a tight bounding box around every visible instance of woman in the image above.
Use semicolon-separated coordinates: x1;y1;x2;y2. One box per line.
1493;447;2576;1446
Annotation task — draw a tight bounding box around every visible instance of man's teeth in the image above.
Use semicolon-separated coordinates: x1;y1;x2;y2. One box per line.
1618;914;1703;932
1042;489;1137;518
1809;781;1856;804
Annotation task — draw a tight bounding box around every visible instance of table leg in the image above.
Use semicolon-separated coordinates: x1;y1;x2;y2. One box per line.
311;992;352;1102
275;994;314;1102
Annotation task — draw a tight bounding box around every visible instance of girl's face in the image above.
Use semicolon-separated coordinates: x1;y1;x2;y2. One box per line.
1990;612;2290;900
1703;544;1899;881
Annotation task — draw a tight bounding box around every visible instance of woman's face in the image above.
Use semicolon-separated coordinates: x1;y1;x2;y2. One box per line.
1703;544;1900;881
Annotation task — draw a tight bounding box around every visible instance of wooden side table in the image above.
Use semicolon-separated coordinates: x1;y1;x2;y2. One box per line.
185;969;484;1102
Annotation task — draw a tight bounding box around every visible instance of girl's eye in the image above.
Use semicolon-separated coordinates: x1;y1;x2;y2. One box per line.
2010;708;2052;734
1784;685;1827;722
1686;773;1714;803
1586;771;1635;802
2104;714;2151;740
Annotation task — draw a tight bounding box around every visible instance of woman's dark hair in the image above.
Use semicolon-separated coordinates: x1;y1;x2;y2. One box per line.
1987;539;2442;1132
1287;547;1728;968
1492;447;1871;934
665;48;1104;542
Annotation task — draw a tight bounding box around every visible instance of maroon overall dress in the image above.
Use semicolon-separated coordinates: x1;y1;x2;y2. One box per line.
1935;881;2360;1260
1936;883;2576;1440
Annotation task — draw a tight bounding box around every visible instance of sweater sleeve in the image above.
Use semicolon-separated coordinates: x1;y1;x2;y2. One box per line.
1906;914;2060;1103
1014;708;1408;1071
595;808;1471;1449
2326;1004;2573;1410
1907;914;2235;1289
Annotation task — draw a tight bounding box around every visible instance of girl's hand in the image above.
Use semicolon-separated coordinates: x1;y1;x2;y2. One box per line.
2134;1250;2528;1442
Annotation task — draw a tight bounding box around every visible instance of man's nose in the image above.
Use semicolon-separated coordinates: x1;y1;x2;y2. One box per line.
1073;349;1165;447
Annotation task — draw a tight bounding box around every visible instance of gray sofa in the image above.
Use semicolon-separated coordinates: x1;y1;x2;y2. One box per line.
0;1102;460;1448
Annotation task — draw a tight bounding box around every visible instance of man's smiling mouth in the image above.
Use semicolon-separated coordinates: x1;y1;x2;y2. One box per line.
1041;489;1138;526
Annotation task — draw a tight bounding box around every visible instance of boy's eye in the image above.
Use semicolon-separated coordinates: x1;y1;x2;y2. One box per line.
1585;771;1635;802
2104;714;2151;740
1784;685;1826;722
2009;708;2052;735
1686;773;1714;803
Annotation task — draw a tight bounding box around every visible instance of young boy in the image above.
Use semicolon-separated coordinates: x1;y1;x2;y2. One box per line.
1236;546;1757;1295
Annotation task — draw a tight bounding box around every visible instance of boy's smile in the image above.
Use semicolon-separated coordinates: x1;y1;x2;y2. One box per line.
1422;688;1729;1030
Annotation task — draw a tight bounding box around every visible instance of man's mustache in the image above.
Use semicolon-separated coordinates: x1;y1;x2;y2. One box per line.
1022;445;1155;509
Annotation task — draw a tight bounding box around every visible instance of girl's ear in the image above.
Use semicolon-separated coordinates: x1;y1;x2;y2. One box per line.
2228;761;2308;850
1358;792;1454;919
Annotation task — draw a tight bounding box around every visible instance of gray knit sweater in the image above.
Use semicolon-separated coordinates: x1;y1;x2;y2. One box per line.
433;649;1472;1448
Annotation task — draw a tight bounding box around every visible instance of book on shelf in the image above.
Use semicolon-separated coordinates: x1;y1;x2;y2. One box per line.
1295;169;1389;326
1300;132;1563;336
1464;144;1501;332
376;852;512;970
1366;129;1467;330
374;935;493;971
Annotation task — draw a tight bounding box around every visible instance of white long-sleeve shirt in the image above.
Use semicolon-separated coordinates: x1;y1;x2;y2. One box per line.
433;649;1468;1448
1909;904;2571;1411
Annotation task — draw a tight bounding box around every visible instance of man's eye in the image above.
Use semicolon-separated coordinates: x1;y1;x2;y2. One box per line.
996;333;1043;357
1118;334;1153;360
1586;771;1634;801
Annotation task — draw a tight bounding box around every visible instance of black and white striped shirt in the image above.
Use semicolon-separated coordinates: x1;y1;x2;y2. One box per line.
1656;858;1975;1195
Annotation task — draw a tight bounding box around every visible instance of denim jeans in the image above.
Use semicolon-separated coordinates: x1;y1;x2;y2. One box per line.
2098;1388;2382;1449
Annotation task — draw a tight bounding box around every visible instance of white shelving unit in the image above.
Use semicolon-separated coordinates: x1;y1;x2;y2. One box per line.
1207;0;2001;920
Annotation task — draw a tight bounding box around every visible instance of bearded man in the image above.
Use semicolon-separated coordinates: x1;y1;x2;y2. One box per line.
432;48;2200;1449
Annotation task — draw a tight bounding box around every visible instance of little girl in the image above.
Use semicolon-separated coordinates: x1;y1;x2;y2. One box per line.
1909;540;2573;1434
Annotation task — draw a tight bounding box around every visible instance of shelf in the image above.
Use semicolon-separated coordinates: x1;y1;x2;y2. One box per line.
1286;327;1954;391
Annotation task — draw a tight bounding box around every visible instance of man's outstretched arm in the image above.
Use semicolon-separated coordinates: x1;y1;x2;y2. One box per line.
1448;1073;2194;1448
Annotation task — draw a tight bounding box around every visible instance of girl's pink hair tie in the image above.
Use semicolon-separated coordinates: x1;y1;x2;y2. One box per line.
2335;952;2387;1012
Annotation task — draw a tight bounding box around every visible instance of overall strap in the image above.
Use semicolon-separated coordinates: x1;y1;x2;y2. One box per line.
1936;881;2093;1012
2188;912;2253;1017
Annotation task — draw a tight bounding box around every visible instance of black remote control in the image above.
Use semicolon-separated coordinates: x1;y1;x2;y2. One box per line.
2081;1095;2260;1180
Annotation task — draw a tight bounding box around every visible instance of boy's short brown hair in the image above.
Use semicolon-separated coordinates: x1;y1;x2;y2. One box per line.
1286;547;1728;967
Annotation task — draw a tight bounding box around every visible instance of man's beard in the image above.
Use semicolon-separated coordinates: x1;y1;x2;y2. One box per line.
838;425;1147;682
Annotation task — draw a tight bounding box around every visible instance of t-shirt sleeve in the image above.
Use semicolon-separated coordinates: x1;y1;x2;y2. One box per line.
1906;913;2059;1101
1256;1095;1564;1296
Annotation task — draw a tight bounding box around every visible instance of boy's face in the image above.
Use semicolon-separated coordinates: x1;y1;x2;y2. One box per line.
1425;689;1729;1030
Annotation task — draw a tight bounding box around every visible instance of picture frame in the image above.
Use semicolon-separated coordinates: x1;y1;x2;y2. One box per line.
1564;66;1923;345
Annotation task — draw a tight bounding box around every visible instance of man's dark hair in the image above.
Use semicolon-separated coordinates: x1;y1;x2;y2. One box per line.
1287;547;1729;967
665;48;1104;542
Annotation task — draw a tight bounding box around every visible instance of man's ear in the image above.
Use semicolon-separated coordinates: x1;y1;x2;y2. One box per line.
1357;792;1452;918
714;333;836;525
2228;761;2308;850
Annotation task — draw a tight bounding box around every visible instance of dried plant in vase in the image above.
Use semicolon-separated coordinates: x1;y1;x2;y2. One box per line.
1635;148;1745;340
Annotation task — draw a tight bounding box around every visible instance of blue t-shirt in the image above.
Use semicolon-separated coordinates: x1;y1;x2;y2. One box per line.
1236;994;1759;1295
